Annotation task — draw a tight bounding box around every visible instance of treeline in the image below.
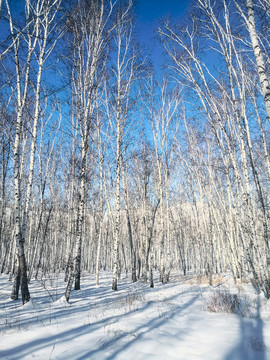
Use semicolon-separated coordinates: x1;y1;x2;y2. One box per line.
0;0;269;304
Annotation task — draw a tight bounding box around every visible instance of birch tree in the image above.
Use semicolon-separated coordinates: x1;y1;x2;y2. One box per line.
147;78;180;282
64;0;121;301
3;0;62;304
107;0;144;290
158;0;270;295
234;0;270;124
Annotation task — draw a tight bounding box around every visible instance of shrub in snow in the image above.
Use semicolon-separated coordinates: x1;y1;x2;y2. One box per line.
204;287;258;318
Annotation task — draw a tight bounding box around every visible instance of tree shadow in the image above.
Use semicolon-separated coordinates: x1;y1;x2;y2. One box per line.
76;289;202;360
0;283;203;360
224;296;268;360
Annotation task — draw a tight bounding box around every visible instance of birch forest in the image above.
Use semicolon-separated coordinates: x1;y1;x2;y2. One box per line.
0;0;270;305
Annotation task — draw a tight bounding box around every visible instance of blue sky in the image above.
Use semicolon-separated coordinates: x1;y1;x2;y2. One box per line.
135;0;191;72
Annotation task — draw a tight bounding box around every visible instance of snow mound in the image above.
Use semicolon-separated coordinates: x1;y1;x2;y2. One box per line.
22;298;37;309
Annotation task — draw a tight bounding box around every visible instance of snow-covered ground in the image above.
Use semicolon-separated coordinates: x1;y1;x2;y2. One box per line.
0;272;270;359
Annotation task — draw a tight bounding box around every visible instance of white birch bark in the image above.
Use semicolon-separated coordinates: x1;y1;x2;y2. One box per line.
65;0;118;300
107;1;141;290
149;79;179;282
6;0;62;303
234;0;270;124
120;153;137;282
6;0;35;303
95;124;105;286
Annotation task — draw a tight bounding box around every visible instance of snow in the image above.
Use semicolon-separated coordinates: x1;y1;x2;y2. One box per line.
0;272;270;359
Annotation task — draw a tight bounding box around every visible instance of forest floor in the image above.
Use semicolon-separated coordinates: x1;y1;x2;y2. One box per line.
0;271;270;359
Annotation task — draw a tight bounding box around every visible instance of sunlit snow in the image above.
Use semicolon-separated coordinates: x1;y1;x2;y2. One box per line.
0;272;269;359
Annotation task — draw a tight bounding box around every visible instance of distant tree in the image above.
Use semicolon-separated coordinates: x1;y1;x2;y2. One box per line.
106;0;145;290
